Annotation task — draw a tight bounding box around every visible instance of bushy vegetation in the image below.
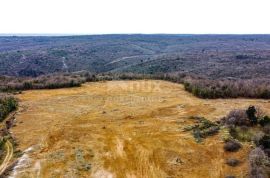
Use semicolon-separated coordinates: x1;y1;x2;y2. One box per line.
249;147;270;178
225;176;236;178
97;72;270;99
0;35;270;99
184;79;270;99
185;106;270;177
259;116;270;127
226;158;240;167
184;116;220;143
0;70;270;99
220;106;270;177
220;106;270;128
220;109;250;126
90;72;270;99
223;140;242;152
0;73;89;92
0;94;17;122
1;35;270;80
230;126;254;142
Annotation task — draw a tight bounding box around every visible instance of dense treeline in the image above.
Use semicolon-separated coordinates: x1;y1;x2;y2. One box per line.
183;78;270;99
111;73;270;99
0;72;177;92
101;72;270;99
0;73;85;92
1;72;270;99
0;94;17;122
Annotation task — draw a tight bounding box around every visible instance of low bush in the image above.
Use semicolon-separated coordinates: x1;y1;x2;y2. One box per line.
220;126;233;141
200;126;220;137
0;94;18;122
252;132;266;146
221;109;250;126
183;125;198;132
259;116;270;127
226;158;240;167
193;129;202;143
249;147;270;178
230;126;254;142
263;125;270;135
185;116;220;142
221;106;270;129
224;140;242;152
258;135;270;149
225;176;235;178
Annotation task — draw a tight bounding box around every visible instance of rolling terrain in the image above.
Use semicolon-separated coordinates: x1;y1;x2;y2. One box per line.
9;80;270;178
1;35;270;79
0;35;270;177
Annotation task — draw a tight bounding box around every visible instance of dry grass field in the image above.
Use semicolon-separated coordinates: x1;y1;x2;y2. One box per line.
10;80;270;178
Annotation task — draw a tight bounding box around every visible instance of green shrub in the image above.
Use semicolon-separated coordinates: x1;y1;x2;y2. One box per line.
193;129;202;143
0;95;18;122
186;116;220;142
183;125;198;132
0;138;5;149
220;126;233;141
23;81;33;90
259;116;270;127
200;126;220;137
231;126;254;142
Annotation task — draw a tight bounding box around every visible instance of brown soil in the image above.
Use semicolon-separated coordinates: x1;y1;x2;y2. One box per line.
10;80;270;178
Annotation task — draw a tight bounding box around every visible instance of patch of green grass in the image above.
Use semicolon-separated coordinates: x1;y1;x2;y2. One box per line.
185;116;220;142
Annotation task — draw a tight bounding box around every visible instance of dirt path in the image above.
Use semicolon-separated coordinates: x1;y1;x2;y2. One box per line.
0;140;14;175
0;109;19;177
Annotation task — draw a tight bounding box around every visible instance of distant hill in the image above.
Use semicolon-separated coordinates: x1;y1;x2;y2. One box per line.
0;34;270;79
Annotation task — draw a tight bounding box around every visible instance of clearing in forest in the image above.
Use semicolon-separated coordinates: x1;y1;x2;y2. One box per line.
10;80;270;178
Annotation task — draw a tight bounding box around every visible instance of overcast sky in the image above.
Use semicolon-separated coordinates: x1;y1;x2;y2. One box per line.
0;0;270;34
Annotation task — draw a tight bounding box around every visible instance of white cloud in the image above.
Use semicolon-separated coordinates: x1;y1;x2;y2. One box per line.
0;0;269;34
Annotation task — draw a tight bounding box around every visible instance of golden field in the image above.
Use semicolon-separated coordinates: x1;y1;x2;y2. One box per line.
10;80;270;178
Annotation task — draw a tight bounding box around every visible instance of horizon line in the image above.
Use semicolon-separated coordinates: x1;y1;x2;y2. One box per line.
1;33;270;37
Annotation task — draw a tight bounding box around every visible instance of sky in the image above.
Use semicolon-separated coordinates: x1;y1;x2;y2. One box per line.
0;0;270;35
